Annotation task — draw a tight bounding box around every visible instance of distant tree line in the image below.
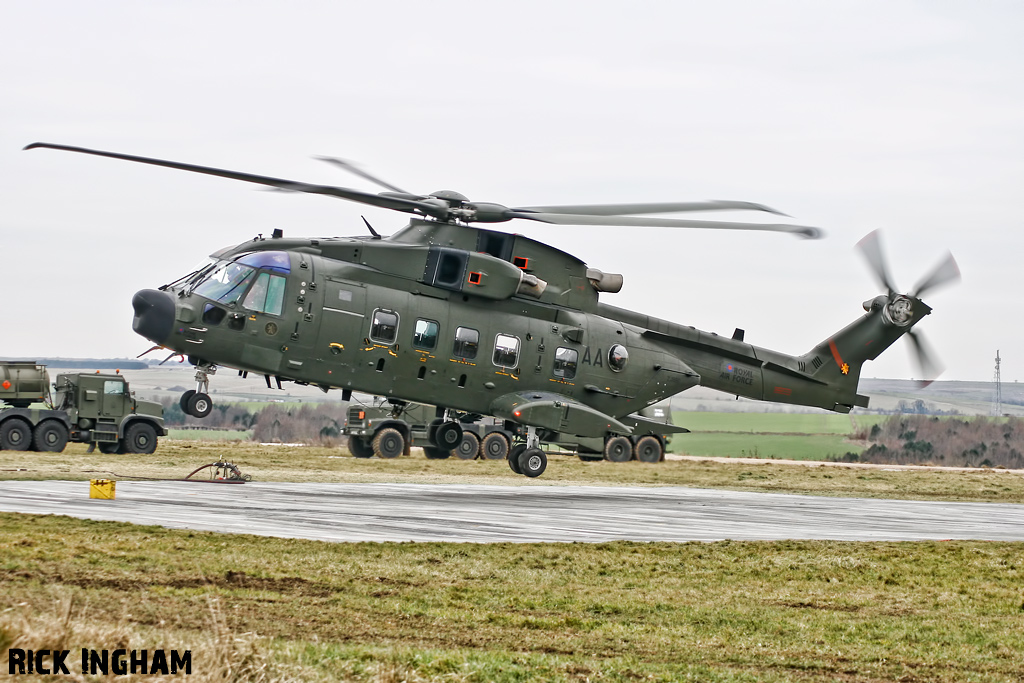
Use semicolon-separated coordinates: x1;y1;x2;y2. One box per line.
249;404;346;445
159;398;348;445
158;397;258;431
3;358;150;370
836;415;1024;469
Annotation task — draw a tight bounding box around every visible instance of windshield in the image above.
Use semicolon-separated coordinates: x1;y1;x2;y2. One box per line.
193;260;257;305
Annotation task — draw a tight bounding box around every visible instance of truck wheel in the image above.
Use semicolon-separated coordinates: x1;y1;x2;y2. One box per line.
518;447;547;477
125;422;158;454
33;420;69;453
481;432;510;460
372;427;404;459
634;436;663;463
423;446;451;459
0;419;32;451
453;431;480;459
604;436;632;462
186;392;213;418
508;443;526;474
348;436;374;458
179;390;196;412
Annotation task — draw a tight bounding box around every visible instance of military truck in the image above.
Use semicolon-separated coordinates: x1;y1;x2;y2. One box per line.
343;399;683;462
344;400;516;460
540;402;685;463
0;361;166;454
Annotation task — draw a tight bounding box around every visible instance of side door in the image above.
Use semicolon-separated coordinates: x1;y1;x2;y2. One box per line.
101;379;128;418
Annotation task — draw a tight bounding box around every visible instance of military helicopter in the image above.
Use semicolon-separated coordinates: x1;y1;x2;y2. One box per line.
25;143;959;477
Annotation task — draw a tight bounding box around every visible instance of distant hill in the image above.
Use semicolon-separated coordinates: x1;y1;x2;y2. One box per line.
1;358;149;370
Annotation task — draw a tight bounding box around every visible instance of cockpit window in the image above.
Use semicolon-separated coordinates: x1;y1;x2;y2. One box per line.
194;261;257;305
237;251;291;273
242;272;287;316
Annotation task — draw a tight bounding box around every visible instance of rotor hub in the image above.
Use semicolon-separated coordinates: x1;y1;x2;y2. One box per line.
882;294;914;327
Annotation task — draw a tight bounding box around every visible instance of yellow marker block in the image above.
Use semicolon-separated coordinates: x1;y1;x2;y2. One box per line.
89;479;116;500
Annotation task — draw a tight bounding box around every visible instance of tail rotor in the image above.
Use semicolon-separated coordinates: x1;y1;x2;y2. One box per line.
856;230;960;387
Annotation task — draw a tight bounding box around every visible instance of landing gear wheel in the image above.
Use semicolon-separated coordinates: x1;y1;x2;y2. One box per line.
604;435;633;462
634;435;663;463
372;427;405;459
0;419;32;451
508;443;526;474
518;447;547;478
348;436;374;458
33;420;69;453
433;421;463;450
125;422;158;454
179;390;196;413
481;432;510;460
98;441;123;454
454;431;480;460
186;392;213;418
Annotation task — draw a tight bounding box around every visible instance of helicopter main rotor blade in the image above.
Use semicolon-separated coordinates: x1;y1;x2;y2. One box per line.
315;156;417;196
911;251;961;299
23;143;449;219
906;329;943;388
513;200;789;217
855;229;899;295
507;211;823;238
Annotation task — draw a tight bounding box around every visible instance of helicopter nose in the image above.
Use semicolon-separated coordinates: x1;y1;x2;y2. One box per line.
132;289;175;344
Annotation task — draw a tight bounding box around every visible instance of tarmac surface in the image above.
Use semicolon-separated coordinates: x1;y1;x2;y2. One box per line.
2;480;1024;543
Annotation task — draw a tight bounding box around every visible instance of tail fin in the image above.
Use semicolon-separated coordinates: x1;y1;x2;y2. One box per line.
799;295;928;410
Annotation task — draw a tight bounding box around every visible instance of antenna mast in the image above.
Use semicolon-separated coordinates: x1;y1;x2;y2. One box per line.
992;350;1003;417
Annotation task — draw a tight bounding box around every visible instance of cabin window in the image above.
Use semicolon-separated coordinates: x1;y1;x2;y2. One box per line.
608;344;629;372
413;319;439;350
453;326;479;360
492;334;521;369
370;309;399;344
553;347;578;379
242;273;287;316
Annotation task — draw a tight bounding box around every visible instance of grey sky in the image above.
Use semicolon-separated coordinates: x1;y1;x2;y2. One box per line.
3;1;1022;382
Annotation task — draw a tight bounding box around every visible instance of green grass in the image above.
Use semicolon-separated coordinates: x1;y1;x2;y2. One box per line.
2;513;1023;682
166;428;253;441
672;432;857;460
668;412;888;460
672;411;866;435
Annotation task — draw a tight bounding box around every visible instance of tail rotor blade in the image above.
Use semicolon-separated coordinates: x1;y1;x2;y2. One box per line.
911;252;961;298
907;330;944;388
856;229;899;295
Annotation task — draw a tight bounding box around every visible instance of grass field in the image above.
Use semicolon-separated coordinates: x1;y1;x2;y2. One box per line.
671;412;869;435
166;428;253;441
2;513;1022;682
667;412;888;461
669;433;858;460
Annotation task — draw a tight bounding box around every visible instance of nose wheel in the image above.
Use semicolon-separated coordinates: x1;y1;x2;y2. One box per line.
180;363;216;418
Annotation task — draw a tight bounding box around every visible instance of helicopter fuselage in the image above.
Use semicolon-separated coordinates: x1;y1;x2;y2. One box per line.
133;218;925;440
